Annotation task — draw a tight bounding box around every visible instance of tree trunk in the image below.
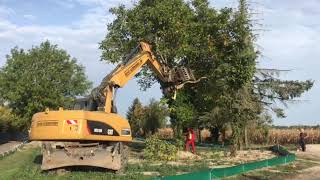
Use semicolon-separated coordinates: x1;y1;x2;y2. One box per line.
211;127;220;144
230;144;237;157
197;126;201;143
244;126;248;149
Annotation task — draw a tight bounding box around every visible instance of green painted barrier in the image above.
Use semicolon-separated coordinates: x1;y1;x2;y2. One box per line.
154;154;296;180
211;154;295;179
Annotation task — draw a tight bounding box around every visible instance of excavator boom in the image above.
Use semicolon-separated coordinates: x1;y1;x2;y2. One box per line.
90;42;196;113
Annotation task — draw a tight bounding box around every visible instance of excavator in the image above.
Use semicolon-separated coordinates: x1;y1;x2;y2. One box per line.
29;42;199;172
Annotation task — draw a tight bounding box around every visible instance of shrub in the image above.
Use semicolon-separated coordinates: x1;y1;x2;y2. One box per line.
173;138;185;150
0;106;15;132
144;134;177;161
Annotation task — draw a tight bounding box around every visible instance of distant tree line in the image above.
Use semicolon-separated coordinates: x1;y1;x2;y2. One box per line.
272;125;320;129
127;98;168;137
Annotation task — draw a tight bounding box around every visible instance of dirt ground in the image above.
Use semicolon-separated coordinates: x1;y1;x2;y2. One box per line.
286;144;320;180
295;144;320;161
0;141;21;155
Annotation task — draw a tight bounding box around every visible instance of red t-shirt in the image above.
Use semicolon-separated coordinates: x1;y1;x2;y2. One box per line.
189;130;195;141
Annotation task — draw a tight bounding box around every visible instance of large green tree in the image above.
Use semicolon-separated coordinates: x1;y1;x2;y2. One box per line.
100;0;313;150
143;99;168;135
0;41;92;130
126;98;145;137
0;106;16;132
100;0;258;132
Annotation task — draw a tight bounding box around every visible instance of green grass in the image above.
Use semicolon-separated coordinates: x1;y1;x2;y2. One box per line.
225;159;319;180
0;148;145;180
0;147;211;180
1;144;317;180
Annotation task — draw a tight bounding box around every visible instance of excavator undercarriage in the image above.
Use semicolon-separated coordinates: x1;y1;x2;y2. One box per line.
41;141;128;171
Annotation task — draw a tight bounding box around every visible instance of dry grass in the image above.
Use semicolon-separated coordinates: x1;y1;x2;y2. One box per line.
156;128;211;141
157;128;173;139
157;127;320;145
250;128;320;145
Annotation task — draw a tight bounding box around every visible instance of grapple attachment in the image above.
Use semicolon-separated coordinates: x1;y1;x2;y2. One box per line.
171;67;196;83
162;66;204;98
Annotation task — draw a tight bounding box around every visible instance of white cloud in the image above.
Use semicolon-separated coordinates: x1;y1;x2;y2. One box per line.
0;5;14;17
23;14;36;21
53;0;76;9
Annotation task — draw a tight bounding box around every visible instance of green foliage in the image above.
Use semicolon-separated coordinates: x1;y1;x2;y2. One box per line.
173;138;185;150
0;41;92;130
127;98;169;136
126;98;144;137
255;69;314;117
100;0;193;64
101;0;313;149
0;106;16;132
143;98;168;135
169;91;197;137
100;0;258;128
144;134;177;161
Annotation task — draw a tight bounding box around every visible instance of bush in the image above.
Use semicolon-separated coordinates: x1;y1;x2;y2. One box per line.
0;106;15;132
173;138;185;150
144;134;177;161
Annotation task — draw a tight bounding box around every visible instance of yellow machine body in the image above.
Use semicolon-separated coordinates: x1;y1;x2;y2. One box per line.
29;109;132;142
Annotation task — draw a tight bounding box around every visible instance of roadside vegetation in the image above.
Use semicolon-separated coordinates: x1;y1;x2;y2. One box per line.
0;142;319;180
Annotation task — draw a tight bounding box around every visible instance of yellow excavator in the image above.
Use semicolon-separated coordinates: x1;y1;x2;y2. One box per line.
29;42;199;171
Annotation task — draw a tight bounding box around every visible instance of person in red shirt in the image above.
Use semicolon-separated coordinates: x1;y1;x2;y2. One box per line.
185;128;196;154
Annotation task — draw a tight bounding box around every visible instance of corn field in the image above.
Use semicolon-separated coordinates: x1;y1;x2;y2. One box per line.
157;128;320;145
250;128;320;145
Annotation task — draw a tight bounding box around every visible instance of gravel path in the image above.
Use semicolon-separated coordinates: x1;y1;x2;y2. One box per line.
290;166;320;180
286;144;320;180
0;141;21;155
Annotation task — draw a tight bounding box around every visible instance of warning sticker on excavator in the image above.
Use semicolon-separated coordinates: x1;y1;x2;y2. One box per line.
66;120;78;125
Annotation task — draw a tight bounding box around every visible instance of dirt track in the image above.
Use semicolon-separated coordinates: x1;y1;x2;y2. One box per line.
286;144;320;180
0;141;21;155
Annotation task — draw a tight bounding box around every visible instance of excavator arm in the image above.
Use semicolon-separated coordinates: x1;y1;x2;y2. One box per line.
91;42;197;113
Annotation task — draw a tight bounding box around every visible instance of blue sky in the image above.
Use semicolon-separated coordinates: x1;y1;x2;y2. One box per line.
0;0;318;126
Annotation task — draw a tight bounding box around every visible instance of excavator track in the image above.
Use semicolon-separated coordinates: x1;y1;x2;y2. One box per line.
41;141;128;171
